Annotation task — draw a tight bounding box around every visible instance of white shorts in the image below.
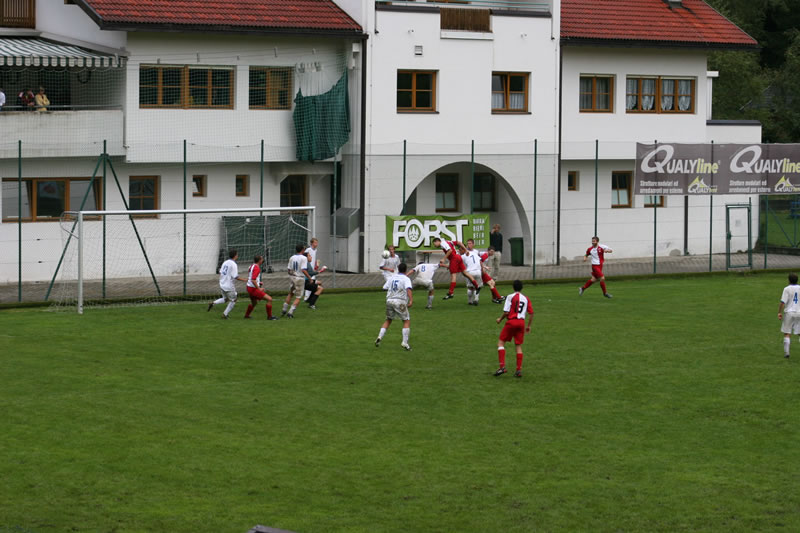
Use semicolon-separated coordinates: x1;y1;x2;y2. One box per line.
385;299;410;321
782;312;800;334
220;289;237;302
289;276;305;296
413;278;434;292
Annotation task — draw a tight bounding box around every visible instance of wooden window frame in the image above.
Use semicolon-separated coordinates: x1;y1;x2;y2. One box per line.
579;75;614;113
249;67;293;110
192;175;207;197
139;65;234;110
2;177;102;222
397;70;437;113
280;175;307;207
235;175;250;197
644;195;665;208
611;171;632;208
473;172;496;212
626;76;694;114
129;176;160;217
568;171;579;191
491;72;529;113
435;173;459;213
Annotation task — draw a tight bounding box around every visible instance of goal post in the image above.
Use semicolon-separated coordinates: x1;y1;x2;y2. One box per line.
50;206;316;313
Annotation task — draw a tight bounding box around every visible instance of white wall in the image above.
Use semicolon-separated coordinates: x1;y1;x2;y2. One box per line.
35;0;126;50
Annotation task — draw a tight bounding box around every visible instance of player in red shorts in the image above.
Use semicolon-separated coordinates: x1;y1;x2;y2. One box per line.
432;236;479;299
494;279;534;378
477;245;504;303
579;236;613;298
244;255;279;320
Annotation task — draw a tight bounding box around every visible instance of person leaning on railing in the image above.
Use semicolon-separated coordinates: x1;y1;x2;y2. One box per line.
35;87;50;112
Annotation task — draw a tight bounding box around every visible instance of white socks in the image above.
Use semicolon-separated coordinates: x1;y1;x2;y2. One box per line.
378;327;386;340
223;301;235;316
785;337;791;356
402;328;410;344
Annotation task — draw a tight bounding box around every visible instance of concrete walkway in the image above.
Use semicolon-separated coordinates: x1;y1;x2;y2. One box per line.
4;252;800;305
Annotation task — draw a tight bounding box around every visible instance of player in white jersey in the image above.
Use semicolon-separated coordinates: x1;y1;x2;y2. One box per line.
304;237;327;301
779;272;800;358
281;244;311;318
375;262;413;351
207;249;246;319
379;245;402;285
409;260;446;309
461;239;485;306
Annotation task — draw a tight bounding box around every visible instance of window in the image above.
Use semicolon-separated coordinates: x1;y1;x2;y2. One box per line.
568;171;579;191
139;65;234;109
644;195;665;207
579;75;613;112
236;175;249;197
2;178;102;222
129;176;159;212
626;77;694;113
492;72;528;113
192;175;207;197
473;173;495;211
436;173;458;212
249;67;293;110
280;175;307;207
397;71;436;112
611;171;631;208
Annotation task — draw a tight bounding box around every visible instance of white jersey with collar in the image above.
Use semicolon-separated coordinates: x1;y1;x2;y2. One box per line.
219;259;239;291
383;273;412;302
782;284;800;313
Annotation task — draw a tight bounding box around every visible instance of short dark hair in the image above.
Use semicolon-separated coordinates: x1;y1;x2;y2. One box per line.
790;273;798;285
296;244;305;253
592;236;599;241
513;279;523;292
487;246;495;252
398;262;408;273
432;237;441;243
253;255;262;263
228;249;237;259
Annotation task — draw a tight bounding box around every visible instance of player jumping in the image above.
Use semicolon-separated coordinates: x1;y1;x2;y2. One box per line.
432;237;480;299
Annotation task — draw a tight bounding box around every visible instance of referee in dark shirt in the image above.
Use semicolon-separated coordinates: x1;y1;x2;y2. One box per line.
489;224;503;278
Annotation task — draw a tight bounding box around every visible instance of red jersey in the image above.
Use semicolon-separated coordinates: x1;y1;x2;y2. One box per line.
586;244;610;266
503;292;533;321
479;252;489;263
440;240;459;257
246;263;261;288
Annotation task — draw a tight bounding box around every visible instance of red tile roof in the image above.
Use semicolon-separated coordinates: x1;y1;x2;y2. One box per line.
78;0;363;35
562;0;757;48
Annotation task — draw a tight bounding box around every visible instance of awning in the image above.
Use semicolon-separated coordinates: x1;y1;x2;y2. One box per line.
0;38;124;68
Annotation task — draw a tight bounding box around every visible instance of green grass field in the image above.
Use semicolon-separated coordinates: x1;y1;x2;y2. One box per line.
2;274;799;532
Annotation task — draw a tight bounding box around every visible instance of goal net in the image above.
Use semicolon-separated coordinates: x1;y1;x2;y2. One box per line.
49;206;314;313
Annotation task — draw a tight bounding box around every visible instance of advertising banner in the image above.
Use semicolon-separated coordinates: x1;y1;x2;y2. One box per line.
386;214;490;252
635;143;800;195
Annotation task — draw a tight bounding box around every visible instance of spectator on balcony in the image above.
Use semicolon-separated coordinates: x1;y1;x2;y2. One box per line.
0;88;5;111
35;87;50;112
19;88;35;110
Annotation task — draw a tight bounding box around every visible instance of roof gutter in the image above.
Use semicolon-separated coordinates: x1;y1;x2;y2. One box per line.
560;37;759;51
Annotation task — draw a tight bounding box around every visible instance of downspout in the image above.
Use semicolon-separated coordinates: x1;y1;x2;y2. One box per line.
358;33;368;273
556;41;564;265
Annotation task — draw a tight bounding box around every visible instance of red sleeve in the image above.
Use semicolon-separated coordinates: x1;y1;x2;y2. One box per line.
250;264;260;281
527;299;534;316
480;252;489;262
586;247;592;255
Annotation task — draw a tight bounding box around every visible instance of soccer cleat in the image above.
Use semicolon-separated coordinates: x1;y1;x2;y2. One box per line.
280;310;287;317
604;293;613;299
578;287;584;296
785;354;790;359
221;314;229;320
286;313;294;319
493;298;504;304
475;285;482;294
514;370;522;378
375;337;381;347
425;305;432;309
494;367;507;376
308;304;317;310
401;342;412;351
243;316;252;319
442;294;454;300
207;302;214;311
267;316;279;321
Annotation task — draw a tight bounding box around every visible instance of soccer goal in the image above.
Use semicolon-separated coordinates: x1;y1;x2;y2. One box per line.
48;206;315;313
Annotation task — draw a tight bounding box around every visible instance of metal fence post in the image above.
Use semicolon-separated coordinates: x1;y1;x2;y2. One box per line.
533;139;537;280
17;140;22;302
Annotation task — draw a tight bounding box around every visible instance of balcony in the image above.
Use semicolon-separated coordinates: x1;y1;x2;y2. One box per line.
0;0;35;29
376;0;551;13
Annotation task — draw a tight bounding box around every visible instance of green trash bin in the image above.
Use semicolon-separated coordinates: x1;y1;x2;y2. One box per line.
509;237;524;266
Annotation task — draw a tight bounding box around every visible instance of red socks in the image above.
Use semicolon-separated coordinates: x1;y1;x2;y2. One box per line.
266;303;273;318
491;286;501;299
245;304;254;317
498;347;506;368
600;282;607;294
516;352;523;372
582;280;593;290
448;282;456;295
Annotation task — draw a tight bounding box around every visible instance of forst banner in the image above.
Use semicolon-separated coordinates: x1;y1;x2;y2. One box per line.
386;215;490;251
635;143;800;195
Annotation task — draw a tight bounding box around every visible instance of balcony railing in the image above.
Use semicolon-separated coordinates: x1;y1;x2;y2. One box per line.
376;0;550;13
0;0;35;29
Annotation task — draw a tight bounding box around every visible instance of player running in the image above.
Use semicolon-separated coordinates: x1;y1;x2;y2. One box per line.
432;237;480;299
244;255;279;320
779;272;800;358
409;259;446;309
207;249;246;319
281;244;311;318
375;262;413;351
579;236;613;298
494;279;534;378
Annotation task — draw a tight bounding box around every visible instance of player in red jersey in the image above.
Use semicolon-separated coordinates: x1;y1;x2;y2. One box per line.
494;279;534;378
432;237;479;299
244;255;279;320
579;236;613;298
477;245;504;303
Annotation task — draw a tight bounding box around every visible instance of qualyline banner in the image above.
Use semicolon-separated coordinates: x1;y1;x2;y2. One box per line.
386;214;490;251
635;143;800;195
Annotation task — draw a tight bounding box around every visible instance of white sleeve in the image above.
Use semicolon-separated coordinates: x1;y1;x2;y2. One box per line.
382;277;391;291
503;295;512;313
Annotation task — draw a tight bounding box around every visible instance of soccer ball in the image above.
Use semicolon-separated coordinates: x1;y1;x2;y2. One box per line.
381;250;391;259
